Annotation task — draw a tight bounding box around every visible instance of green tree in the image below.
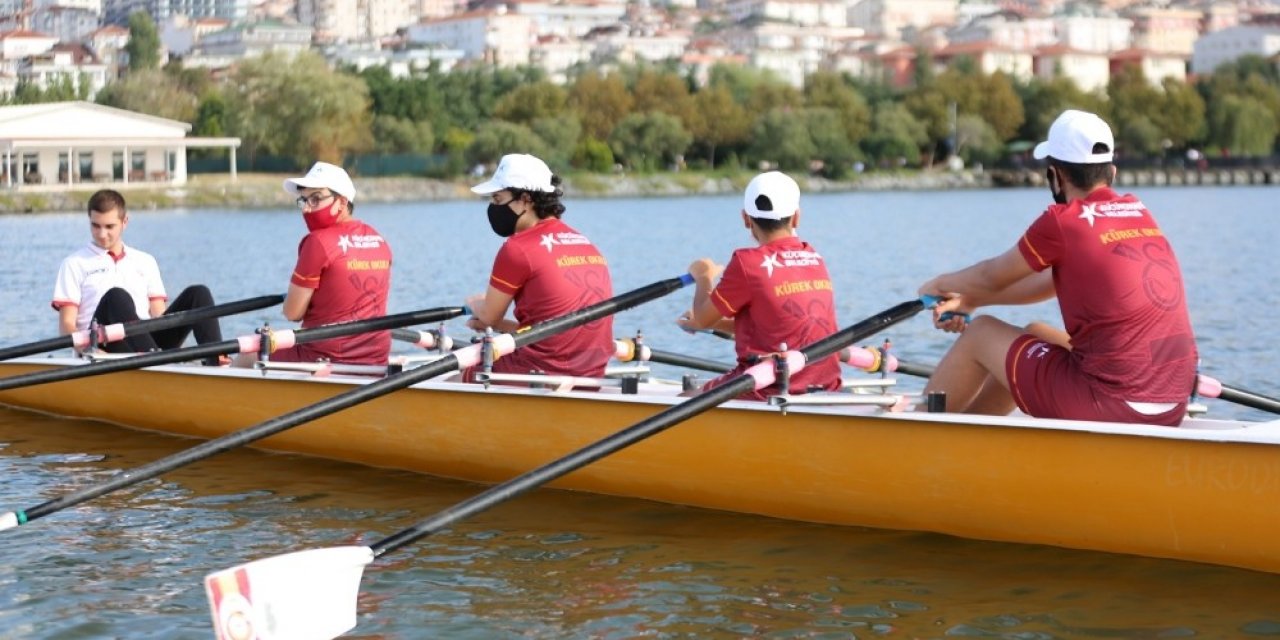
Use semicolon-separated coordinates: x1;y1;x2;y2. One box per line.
1016;76;1106;143
1153;78;1206;149
193;92;227;138
223;51;372;165
125;11;161;72
686;85;751;168
530;114;582;170
96;69;199;121
569;71;633;140
748;109;816;172
371;114;435;153
1108;66;1163;155
862;102;929;165
804;71;872;146
607;111;692;172
466;120;546;166
631;68;694;124
1207;95;1278;156
492;80;568;125
802;108;860;178
572;137;614;172
954;114;1002;165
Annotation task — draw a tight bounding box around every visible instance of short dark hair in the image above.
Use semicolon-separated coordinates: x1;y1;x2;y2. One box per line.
88;189;126;217
748;215;792;233
1049;143;1114;190
513;174;567;219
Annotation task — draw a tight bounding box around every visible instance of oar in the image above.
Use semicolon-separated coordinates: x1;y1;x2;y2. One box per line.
390;328;453;351
0;307;466;393
0;275;692;531
0;294;285;362
1196;375;1280;415
613;336;733;373
200;296;930;640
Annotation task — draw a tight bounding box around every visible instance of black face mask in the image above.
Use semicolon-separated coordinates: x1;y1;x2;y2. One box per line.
486;202;520;237
1047;168;1068;205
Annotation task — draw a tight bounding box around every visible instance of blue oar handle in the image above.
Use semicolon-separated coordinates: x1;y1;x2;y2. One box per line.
919;295;970;324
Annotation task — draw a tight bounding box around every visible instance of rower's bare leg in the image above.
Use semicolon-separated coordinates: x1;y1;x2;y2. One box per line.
924;316;1024;415
963;375;1016;415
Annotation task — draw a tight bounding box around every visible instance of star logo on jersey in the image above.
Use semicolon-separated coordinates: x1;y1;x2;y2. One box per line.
1078;203;1101;227
760;253;782;277
337;235;353;254
539;233;560;253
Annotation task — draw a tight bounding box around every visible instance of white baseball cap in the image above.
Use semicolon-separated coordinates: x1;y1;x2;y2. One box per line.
743;171;800;220
283;162;356;202
471;154;555;195
1033;110;1115;164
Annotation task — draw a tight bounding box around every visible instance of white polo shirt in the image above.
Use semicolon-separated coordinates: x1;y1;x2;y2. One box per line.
51;242;167;331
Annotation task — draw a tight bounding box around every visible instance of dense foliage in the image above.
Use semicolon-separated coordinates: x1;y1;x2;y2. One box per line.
11;49;1279;174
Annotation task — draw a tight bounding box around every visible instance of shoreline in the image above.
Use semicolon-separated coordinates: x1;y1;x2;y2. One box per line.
0;166;1273;214
0;170;996;214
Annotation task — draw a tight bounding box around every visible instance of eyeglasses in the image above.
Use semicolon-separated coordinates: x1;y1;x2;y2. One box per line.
296;191;336;210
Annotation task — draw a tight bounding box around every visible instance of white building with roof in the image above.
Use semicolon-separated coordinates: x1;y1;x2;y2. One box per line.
1193;24;1280;74
0;30;58;76
18;43;109;97
407;8;534;66
182;20;313;68
0;101;240;189
1053;14;1133;54
726;0;849;28
848;0;957;40
1033;44;1110;91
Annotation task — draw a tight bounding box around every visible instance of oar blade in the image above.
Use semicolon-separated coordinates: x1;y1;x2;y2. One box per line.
205;546;373;640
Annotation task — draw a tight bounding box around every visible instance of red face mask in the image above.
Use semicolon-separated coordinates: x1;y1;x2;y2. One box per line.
303;199;341;232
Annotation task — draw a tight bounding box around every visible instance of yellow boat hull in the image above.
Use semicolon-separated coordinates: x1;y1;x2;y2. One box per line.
2;359;1278;575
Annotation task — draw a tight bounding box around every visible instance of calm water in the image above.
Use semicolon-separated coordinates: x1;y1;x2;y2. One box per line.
1;186;1279;638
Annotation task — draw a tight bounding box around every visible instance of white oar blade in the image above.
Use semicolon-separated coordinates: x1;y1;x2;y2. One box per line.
205;546;374;640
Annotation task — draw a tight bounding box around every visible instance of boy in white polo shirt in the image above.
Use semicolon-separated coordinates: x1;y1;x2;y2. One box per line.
51;189;224;360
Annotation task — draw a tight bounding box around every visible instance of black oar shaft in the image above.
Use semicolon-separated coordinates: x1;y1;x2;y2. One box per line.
370;297;925;558
0;307;464;393
0;294;284;362
647;349;732;374
1216;384;1280;414
11;276;693;527
370;375;755;557
18;352;464;523
895;360;935;379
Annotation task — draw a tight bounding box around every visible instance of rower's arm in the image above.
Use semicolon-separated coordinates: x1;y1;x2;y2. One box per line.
974;269;1055;308
282;284;314;322
923;246;1038;309
467;286;518;333
57;305;78;336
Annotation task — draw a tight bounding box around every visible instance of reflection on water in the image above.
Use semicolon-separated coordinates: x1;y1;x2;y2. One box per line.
2;187;1280;638
2;409;1279;639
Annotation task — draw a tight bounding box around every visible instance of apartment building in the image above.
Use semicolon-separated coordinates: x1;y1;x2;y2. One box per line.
1192;23;1280;73
406;7;534;66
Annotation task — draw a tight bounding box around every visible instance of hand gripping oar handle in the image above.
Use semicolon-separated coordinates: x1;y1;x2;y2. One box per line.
0;294;285;362
368;297;926;558
1;275;692;530
1196;375;1280;415
0;306;467;394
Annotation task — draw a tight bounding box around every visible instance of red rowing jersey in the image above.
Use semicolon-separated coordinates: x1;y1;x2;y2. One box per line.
289;219;392;365
488;217;614;377
1018;187;1196;403
708;236;840;399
